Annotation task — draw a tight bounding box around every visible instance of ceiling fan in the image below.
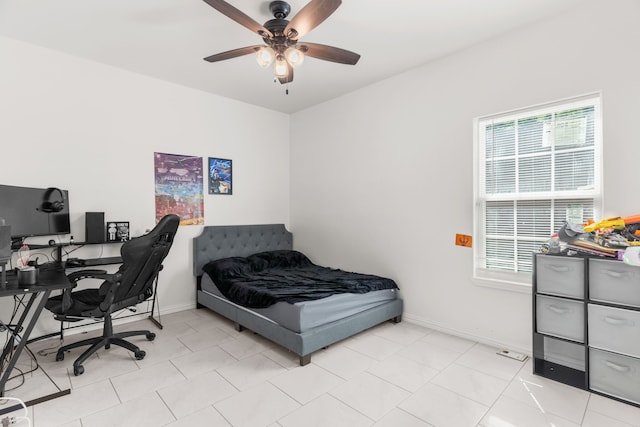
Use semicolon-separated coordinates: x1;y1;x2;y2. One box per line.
202;0;360;84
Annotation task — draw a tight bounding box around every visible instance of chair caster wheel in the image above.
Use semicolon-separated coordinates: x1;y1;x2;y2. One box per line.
74;365;84;376
134;350;146;360
56;352;64;362
146;332;156;341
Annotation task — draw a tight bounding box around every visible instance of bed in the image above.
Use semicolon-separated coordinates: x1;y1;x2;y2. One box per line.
193;224;403;365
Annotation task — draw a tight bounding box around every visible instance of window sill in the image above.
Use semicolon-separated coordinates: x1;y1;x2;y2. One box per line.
473;275;532;294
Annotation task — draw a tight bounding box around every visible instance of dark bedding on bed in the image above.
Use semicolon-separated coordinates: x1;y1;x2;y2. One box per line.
202;250;399;308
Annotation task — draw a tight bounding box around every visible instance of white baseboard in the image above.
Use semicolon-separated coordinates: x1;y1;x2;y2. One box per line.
53;302;197;339
151;302;197;317
403;313;531;357
54;305;532;358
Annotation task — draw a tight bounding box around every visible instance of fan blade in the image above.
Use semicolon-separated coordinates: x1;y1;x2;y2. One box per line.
278;64;294;84
298;42;360;65
204;45;263;62
284;0;341;40
202;0;273;38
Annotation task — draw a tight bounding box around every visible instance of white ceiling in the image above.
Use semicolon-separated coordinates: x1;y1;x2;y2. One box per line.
0;0;588;114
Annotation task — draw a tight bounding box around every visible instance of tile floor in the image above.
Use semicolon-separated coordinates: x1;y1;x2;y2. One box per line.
3;308;640;427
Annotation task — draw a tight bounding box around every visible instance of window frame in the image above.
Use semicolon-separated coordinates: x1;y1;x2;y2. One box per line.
473;93;603;290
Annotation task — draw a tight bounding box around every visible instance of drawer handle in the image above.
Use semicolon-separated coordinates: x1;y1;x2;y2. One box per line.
547;305;570;315
604;270;627;279
603;316;634;327
547;265;570;273
603;360;631;373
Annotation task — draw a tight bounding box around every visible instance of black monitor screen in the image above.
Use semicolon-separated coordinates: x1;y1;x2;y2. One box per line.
0;184;71;240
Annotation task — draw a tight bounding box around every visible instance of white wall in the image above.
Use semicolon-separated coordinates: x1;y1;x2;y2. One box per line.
290;0;640;353
0;36;290;336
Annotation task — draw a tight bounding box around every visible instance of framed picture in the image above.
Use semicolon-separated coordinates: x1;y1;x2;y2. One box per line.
208;157;232;195
106;221;130;242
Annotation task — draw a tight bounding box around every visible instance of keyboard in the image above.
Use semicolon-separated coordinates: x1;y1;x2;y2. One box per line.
65;258;85;268
65;257;122;268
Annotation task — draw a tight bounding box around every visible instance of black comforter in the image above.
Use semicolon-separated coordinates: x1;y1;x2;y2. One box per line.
202;250;399;308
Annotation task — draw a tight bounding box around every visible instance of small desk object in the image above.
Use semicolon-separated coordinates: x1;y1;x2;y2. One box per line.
0;266;73;406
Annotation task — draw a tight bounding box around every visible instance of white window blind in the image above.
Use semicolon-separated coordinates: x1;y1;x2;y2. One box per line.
474;95;602;286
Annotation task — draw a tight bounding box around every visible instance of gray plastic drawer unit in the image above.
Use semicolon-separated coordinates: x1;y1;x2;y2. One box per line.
536;256;584;298
590;348;640;405
536;295;584;342
588;304;640;358
589;258;640;308
533;253;640;406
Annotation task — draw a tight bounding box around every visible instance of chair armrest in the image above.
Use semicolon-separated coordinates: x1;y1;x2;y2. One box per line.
61;269;114;312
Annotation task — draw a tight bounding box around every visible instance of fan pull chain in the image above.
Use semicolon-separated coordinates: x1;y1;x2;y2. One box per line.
272;77;289;95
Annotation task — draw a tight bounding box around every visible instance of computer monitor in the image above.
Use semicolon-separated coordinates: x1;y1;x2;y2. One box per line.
0;184;71;243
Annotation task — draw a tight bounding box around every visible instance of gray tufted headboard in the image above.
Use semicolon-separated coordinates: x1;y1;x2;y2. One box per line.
193;224;293;276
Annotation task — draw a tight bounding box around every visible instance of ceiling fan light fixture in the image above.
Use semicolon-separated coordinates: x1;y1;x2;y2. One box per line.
203;0;360;85
284;46;305;67
274;56;288;77
256;46;276;68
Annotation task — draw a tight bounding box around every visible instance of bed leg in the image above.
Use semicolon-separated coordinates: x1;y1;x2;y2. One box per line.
392;315;402;323
234;322;244;332
299;354;311;366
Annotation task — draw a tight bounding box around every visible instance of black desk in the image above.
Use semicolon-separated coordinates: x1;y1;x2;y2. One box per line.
0;266;73;406
29;241;123;266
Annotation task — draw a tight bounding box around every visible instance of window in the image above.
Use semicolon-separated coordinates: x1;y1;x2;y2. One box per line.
473;94;602;287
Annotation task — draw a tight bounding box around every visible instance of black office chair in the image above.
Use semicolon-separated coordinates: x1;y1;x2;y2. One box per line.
45;214;180;375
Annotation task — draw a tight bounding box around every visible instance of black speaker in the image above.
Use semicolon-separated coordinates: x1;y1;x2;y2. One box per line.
85;212;105;243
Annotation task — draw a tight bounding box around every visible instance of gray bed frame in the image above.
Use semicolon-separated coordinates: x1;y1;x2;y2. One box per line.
193;224;403;365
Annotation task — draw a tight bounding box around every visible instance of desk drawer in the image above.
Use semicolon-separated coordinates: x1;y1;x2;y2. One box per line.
588;304;640;358
589;259;640;308
536;295;584;342
589;348;640;405
536;256;584;298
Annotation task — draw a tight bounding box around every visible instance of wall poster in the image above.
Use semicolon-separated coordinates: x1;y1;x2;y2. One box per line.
208;157;232;194
154;152;204;225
